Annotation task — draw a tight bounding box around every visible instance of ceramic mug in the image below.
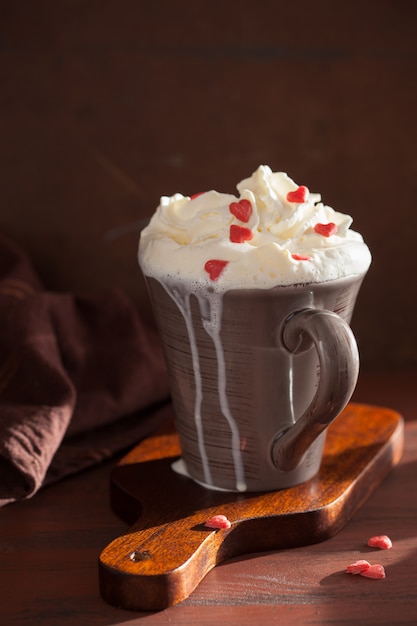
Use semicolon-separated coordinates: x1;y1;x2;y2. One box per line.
144;273;365;492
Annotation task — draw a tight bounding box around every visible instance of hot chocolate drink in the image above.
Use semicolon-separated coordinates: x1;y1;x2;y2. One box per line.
138;166;371;492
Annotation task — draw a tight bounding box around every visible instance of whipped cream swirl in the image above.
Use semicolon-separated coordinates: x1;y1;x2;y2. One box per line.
139;165;371;288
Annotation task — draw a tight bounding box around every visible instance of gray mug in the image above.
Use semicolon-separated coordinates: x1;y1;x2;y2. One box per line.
144;273;365;492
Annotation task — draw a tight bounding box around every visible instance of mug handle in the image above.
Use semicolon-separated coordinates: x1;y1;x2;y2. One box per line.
271;308;359;471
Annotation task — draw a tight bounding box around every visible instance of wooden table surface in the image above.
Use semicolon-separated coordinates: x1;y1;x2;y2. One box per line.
1;370;416;626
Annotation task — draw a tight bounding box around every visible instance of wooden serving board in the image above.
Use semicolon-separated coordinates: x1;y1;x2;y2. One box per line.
99;403;404;612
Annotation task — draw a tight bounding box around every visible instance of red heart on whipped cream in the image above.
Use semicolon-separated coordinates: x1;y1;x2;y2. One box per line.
230;224;253;243
292;253;311;261
286;185;309;203
229;198;252;223
190;191;205;200
314;222;338;237
204;259;229;281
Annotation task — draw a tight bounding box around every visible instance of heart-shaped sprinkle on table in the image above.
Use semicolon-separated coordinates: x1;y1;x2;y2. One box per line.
314;222;338;237
367;535;392;550
292;253;311;261
204;514;231;530
229;198;252;223
287;185;309;203
359;564;386;579
230;225;253;243
346;560;371;575
204;259;229;281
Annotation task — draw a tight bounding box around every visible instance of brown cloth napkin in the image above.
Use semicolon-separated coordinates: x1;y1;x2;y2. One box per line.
0;234;171;506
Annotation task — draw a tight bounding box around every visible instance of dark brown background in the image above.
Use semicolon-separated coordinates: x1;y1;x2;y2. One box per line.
1;0;416;370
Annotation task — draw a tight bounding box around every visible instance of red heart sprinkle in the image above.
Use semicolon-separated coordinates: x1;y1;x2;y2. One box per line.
286;185;309;203
314;222;338;237
204;259;229;281
190;192;205;200
346;560;371;575
230;224;253;243
359;564;386;580
292;253;311;261
229;198;252;223
204;514;231;529
367;535;392;550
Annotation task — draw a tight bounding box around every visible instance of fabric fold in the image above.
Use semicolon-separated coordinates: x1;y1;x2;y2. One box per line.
0;234;170;506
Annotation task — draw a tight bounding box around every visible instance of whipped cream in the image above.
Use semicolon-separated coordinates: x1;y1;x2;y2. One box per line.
139;165;371;288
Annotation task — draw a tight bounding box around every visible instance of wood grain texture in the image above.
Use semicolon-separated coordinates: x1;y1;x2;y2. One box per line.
98;403;403;611
0;371;416;625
